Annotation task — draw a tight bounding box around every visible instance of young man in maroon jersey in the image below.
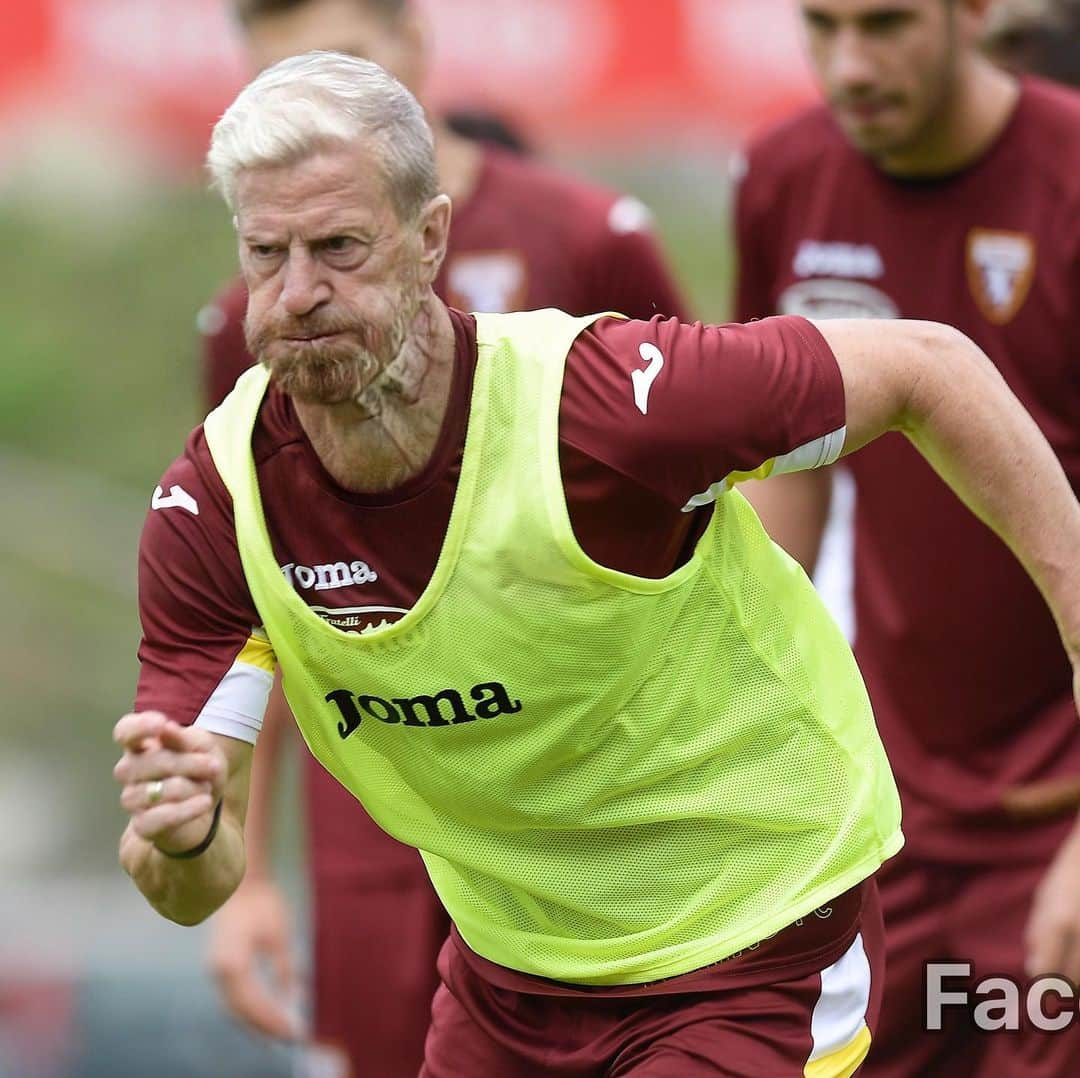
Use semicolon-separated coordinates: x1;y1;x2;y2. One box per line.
735;1;1080;1073
114;51;1080;1077
200;4;688;1075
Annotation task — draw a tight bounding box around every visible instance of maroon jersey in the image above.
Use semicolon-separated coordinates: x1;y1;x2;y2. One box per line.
736;78;1080;863
199;145;689;409
138;311;844;873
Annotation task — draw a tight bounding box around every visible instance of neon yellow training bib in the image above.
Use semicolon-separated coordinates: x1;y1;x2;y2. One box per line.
205;308;902;985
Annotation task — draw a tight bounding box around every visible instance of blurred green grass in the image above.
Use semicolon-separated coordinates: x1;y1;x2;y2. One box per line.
0;168;732;876
0;187;239;873
0;189;237;481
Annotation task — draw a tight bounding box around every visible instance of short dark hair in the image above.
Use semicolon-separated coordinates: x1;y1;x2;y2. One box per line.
233;0;407;27
445;111;532;156
983;0;1080;87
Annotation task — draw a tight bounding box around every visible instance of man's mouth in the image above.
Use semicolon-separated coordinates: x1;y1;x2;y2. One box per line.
283;331;346;343
842;99;897;124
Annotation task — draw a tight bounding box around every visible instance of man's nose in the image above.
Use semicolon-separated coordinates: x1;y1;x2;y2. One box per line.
829;29;878;92
279;249;331;316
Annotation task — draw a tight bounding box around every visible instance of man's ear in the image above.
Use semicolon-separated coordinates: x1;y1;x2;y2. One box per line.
417;194;452;283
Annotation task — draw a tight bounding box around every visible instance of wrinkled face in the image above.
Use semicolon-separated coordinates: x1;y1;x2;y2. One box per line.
799;0;960;157
237;143;427;405
245;0;421;88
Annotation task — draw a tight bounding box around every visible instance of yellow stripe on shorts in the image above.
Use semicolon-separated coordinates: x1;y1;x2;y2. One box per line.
804;1023;871;1078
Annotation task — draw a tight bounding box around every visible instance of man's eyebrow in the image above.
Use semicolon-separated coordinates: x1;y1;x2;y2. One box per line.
238;220;374;240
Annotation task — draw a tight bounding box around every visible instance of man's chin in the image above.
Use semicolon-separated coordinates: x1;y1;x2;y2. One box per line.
259;360;358;405
837;112;922;161
255;337;393;407
840;119;889;152
269;372;361;406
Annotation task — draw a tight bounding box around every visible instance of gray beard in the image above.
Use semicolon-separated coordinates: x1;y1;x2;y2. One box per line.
248;287;421;407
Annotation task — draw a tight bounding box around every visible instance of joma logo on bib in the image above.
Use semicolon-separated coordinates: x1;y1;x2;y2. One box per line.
326;681;522;737
281;560;378;592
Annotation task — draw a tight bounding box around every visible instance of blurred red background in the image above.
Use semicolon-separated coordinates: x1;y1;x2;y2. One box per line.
0;0;817;172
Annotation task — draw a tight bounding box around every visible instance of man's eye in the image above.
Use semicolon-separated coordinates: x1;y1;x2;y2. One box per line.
324;237;355;253
251;244;278;258
862;12;911;33
804;12;836;34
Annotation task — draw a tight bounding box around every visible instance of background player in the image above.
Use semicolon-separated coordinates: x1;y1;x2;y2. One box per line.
201;3;688;1075
735;0;1080;1073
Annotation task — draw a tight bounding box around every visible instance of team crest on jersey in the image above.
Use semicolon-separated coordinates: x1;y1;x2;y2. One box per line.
966;229;1036;325
445;252;527;312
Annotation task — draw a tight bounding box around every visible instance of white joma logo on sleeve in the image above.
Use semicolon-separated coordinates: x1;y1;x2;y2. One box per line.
151;484;200;516
631;343;665;415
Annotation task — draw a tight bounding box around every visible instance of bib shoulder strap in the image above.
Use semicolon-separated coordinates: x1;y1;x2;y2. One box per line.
203;364;272;502
473;308;625;364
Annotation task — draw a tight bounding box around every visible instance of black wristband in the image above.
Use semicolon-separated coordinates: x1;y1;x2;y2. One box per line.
156;799;223;860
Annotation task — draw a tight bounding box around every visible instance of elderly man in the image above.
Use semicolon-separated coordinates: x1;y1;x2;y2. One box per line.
201;5;688;1074
116;53;1080;1076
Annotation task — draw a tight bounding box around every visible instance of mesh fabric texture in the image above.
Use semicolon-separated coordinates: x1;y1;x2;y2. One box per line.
204;309;902;985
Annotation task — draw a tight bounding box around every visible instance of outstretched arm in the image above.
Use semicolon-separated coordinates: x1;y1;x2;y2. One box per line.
823;318;1080;666
823;318;1080;980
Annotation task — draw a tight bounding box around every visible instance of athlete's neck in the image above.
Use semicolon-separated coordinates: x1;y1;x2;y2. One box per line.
876;58;1020;179
293;295;457;494
431;120;484;205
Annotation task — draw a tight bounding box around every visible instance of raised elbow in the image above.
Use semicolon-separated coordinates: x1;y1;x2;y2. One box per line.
896;321;993;432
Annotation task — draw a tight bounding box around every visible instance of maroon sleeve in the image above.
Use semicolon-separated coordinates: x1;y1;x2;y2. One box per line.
199;278;256;412
583;204;692;322
733;149;780;323
134;428;260;725
562;314;845;510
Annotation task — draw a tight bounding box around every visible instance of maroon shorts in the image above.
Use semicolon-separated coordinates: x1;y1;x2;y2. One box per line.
863;849;1080;1078
421;882;885;1077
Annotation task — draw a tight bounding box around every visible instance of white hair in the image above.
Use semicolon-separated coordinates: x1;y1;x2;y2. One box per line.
207;51;438;220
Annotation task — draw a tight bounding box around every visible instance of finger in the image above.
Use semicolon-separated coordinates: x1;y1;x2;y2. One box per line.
130;794;215;842
1001;777;1080;820
219;966;301;1040
120;776;213;813
1025;907;1068;978
158;720;218;755
1024;902;1051;977
113;712;168;750
113;750;162;785
114;747;222;787
272;932;296;991
1059;927;1080;985
158;725;228;798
